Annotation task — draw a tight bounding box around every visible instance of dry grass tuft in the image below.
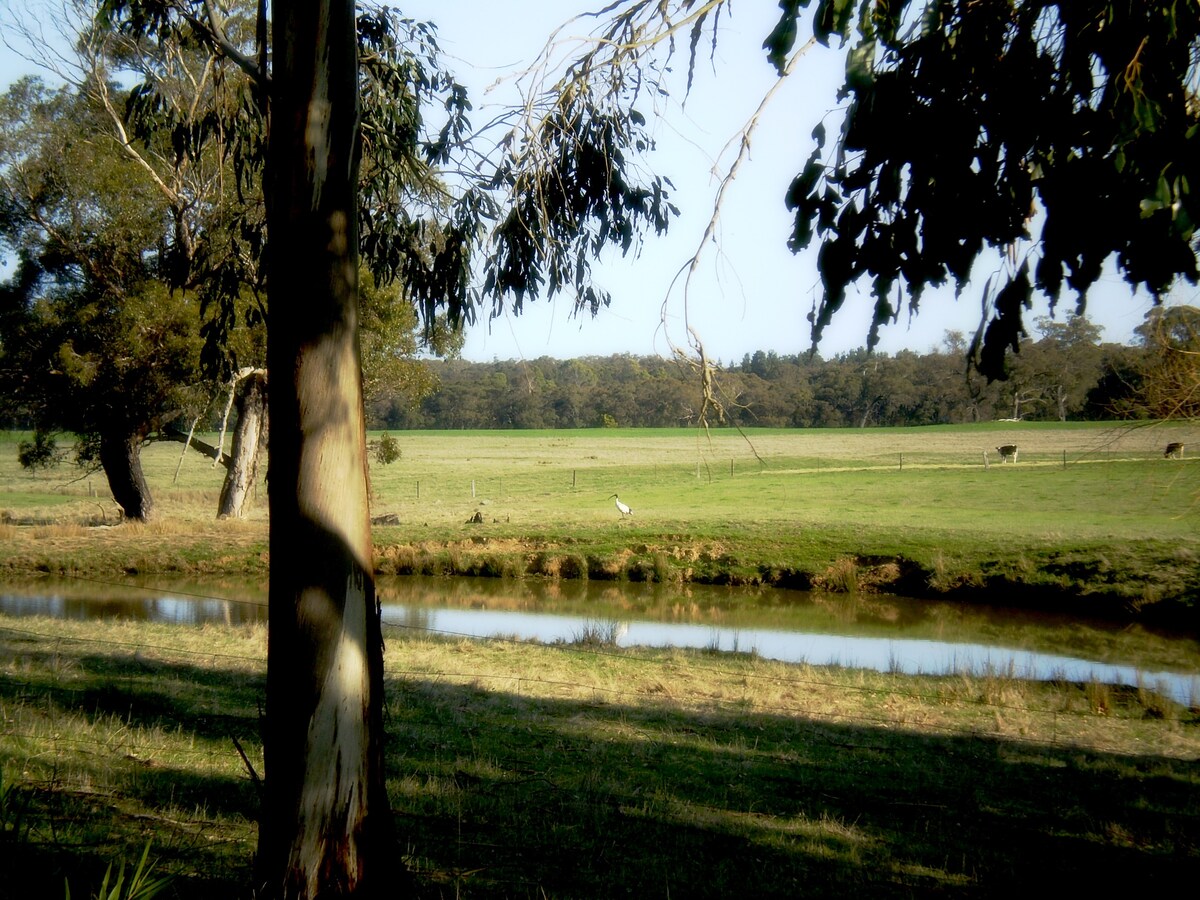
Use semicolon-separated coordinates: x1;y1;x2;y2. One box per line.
820;557;860;593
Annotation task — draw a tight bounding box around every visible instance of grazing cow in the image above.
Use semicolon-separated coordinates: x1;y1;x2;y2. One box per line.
996;444;1018;463
1165;442;1184;459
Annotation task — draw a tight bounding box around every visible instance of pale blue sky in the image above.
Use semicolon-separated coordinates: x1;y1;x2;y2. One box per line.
1;1;1178;364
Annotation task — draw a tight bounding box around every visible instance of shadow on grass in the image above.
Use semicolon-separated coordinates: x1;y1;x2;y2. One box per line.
386;675;1200;898
0;643;263;899
1;632;1198;898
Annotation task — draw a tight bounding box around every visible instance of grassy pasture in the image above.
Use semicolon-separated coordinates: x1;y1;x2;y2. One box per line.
1;422;1198;618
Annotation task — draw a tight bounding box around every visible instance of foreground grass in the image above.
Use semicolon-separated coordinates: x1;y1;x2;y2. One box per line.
0;614;1197;898
2;423;1199;625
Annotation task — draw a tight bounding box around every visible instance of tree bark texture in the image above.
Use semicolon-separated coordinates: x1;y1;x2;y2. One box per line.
258;2;394;897
98;430;154;521
218;370;269;519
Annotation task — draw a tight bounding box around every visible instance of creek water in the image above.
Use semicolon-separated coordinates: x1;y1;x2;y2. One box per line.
2;574;1198;705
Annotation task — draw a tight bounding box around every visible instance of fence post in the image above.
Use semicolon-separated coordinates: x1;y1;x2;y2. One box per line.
899;453;904;472
416;480;420;500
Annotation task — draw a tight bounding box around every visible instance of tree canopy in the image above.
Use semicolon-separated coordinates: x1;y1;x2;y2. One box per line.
0;76;208;517
368;314;1146;430
770;0;1200;379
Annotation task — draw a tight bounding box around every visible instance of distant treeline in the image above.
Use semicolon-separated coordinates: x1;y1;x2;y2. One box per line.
369;320;1148;430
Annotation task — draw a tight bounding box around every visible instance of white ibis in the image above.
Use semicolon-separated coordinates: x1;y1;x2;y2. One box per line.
608;494;633;517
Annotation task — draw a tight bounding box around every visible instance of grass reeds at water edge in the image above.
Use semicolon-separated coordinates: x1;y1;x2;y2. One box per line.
1;613;1198;897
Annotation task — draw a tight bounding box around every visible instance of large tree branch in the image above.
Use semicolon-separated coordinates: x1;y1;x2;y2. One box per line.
160;425;232;469
183;0;269;94
90;73;185;208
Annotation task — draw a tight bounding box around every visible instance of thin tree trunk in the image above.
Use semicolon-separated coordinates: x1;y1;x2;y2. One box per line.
218;370;268;519
257;2;394;897
98;430;153;521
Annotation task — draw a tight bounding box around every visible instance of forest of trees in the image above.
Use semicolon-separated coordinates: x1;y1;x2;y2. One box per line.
369;313;1175;431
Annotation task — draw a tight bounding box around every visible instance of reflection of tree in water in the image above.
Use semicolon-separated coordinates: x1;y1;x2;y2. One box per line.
376;582;437;635
382;604;435;637
0;589;266;625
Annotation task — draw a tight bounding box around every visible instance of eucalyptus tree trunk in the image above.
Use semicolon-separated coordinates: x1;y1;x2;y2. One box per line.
98;429;154;521
258;1;394;896
217;370;268;519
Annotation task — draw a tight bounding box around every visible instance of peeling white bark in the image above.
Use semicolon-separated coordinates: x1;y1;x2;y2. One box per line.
290;572;370;897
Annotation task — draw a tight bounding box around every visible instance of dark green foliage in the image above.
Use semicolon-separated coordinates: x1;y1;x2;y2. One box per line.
482;99;676;320
369;316;1149;429
774;0;1200;380
16;431;60;472
1135;304;1200;419
0;78;208;511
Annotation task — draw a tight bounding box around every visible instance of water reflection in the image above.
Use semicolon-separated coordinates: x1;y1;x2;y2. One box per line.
2;575;1198;705
380;602;1200;706
0;580;267;624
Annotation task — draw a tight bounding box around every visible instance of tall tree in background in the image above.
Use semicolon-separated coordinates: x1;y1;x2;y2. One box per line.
1135;304;1200;420
1028;316;1105;421
1;0;269;517
0;78;207;519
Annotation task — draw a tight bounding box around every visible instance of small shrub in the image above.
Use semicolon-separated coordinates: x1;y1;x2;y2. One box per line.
1136;677;1176;721
557;554;588;580
1086;679;1111;715
375;433;402;465
0;769;29;842
380;545;418;575
653;552;672;583
477;555;524;578
17;431;62;472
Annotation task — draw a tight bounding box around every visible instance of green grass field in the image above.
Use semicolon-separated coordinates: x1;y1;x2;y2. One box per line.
1;422;1198;620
